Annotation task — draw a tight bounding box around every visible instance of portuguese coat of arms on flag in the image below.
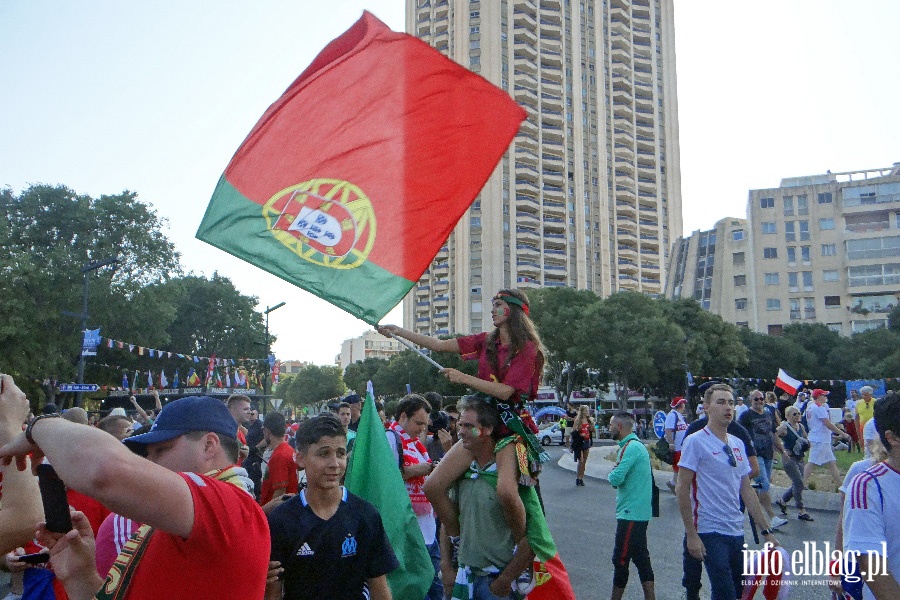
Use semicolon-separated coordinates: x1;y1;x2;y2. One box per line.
197;11;526;324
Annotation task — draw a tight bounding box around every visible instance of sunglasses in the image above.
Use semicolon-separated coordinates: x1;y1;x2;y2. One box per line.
722;444;737;467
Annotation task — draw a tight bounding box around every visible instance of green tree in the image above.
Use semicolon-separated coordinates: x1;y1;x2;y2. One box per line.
528;287;600;399
575;292;684;410
288;365;346;406
0;184;181;402
845;328;900;379
660;298;748;377
343;357;390;395
781;323;848;379
738;329;815;379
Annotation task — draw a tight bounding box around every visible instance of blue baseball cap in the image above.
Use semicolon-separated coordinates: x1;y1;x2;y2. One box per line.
123;396;238;450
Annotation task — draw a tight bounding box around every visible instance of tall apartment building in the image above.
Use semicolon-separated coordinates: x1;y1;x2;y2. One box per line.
666;164;900;336
665;217;748;323
404;0;683;335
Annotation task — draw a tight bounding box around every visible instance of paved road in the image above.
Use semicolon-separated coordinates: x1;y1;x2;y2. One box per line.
540;445;840;599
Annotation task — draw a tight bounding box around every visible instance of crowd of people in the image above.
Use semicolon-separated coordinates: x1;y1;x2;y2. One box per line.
0;289;578;600
0;286;897;600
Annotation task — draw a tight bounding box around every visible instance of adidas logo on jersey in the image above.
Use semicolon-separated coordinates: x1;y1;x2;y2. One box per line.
296;543;314;557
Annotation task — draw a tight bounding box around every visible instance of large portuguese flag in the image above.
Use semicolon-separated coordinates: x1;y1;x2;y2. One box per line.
196;11;526;324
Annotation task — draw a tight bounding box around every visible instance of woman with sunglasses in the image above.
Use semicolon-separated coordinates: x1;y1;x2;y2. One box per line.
775;406;813;521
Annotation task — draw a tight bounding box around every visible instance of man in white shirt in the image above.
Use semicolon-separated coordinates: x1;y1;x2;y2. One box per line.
803;389;851;489
843;393;900;599
677;383;781;600
665;397;689;492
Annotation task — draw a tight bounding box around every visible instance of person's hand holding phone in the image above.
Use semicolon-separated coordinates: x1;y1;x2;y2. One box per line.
36;510;104;594
4;548;32;572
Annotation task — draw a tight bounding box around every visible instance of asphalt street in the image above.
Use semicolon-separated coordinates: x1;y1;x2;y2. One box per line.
540;445;841;599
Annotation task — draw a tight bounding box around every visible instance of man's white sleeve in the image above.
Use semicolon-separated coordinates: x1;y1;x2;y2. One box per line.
843;474;886;555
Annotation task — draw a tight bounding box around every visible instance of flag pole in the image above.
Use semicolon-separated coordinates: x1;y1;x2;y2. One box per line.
392;336;445;370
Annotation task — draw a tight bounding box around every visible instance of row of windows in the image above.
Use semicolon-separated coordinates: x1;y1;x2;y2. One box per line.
760;192;832;210
760;244;837;259
763;296;838;312
761;219;835;238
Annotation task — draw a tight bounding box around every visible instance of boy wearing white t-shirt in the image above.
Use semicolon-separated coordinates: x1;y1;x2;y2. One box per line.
843;393;900;599
803;389;851;489
677;383;781;600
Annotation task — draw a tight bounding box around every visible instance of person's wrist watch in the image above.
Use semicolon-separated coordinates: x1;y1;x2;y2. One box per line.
760;528;773;537
25;413;61;445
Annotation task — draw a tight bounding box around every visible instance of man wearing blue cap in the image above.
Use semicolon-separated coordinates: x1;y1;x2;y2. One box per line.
0;393;269;600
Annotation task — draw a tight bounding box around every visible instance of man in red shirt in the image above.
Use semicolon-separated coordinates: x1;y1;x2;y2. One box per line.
260;411;298;505
0;389;269;600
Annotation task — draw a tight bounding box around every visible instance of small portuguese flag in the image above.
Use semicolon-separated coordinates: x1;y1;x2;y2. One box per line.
196;11;526;324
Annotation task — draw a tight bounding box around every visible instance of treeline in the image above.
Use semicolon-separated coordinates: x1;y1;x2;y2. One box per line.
1;184;271;404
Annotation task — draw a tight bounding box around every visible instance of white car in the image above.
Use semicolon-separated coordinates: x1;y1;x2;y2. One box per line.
539;423;565;446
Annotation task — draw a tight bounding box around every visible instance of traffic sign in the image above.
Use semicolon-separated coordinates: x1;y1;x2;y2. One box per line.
653;410;667;439
59;383;100;393
271;398;283;411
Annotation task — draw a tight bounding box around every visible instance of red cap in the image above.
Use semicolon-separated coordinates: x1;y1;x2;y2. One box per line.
811;389;830;399
670;397;686;408
289;422;300;432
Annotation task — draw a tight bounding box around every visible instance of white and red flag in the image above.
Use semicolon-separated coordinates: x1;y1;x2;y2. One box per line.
775;369;802;395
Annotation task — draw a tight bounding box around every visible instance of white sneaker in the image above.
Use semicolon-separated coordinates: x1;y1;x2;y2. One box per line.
770;516;788;530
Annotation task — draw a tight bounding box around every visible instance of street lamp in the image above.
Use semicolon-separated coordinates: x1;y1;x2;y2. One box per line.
76;256;119;406
262;302;286;414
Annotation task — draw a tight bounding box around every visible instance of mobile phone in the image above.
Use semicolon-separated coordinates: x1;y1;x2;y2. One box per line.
36;464;73;533
17;552;50;565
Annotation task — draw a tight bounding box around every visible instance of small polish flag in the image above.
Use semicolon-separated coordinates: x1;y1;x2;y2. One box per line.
775;369;802;395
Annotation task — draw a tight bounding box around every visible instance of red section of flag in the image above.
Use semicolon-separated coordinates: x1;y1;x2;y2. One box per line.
527;554;576;600
222;11;525;282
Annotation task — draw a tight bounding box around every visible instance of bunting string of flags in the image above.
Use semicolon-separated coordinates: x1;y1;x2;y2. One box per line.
83;336;272;392
101;336;263;367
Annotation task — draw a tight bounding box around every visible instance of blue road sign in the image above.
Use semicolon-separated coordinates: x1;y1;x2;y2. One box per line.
59;383;100;392
653;410;667;438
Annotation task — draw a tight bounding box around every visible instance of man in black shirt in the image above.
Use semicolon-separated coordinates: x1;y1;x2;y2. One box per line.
267;413;398;600
738;391;788;531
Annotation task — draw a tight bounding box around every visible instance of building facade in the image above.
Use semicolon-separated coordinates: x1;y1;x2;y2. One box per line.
665;217;748;324
337;330;403;372
403;0;683;335
280;360;311;375
666;164;900;336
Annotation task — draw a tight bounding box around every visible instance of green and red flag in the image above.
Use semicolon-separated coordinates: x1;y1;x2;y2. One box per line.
345;381;432;599
196;11;525;324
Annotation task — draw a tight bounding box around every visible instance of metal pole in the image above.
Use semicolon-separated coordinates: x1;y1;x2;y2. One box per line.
263;312;270;416
262;302;285;415
393;335;445;370
76;271;89;407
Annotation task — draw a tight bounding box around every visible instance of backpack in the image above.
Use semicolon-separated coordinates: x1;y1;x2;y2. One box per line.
653;437;675;465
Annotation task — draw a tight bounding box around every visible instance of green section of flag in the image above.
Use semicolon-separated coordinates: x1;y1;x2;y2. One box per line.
195;176;413;325
345;385;432;599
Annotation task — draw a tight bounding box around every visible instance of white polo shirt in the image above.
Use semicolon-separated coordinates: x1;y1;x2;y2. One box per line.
805;403;832;443
843;462;900;600
678;427;751;536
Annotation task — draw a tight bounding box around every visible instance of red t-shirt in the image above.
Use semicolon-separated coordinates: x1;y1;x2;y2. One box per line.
457;332;539;402
260;442;298;505
95;472;269;600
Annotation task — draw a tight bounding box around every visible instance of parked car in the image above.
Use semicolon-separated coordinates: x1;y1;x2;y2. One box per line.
539;423;565;446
